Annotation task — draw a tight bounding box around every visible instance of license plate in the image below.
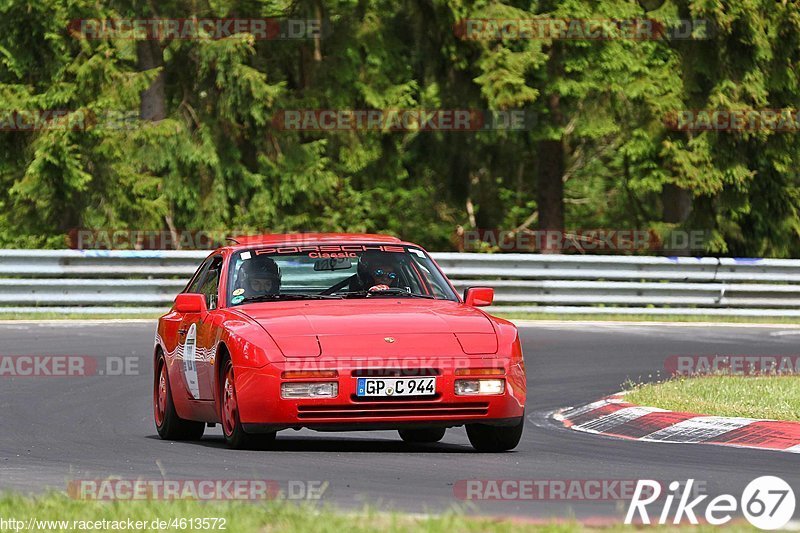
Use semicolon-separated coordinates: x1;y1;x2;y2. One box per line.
356;377;436;397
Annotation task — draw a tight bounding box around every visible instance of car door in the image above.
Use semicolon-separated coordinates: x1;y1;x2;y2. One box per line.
164;256;211;380
179;255;223;401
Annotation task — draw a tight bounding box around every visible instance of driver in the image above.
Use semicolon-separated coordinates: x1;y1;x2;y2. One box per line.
356;251;402;290
238;255;281;298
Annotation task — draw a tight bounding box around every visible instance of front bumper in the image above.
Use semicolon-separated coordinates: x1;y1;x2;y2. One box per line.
235;357;526;433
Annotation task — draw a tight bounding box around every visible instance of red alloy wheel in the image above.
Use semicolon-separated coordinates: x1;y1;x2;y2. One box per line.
154;361;168;427
222;363;238;437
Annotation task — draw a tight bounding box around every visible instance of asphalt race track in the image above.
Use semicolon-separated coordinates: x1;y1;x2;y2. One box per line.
1;321;798;521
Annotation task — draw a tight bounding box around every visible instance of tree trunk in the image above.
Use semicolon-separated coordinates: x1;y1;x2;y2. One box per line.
536;138;565;253
313;0;323;62
536;34;565;253
136;41;166;121
662;184;692;223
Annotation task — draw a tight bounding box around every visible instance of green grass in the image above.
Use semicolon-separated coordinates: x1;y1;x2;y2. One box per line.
0;493;761;533
0;313;161;321
625;376;800;421
495;312;800;324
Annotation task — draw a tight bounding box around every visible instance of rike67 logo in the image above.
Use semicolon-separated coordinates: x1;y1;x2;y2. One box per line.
626;477;796;530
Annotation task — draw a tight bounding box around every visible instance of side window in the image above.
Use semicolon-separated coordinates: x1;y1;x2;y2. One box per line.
400;262;424;294
185;258;213;294
198;256;223;310
410;258;449;298
230;257;244;292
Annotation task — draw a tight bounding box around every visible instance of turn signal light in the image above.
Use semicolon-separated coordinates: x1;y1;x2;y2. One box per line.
455;368;505;376
454;379;505;396
281;382;338;399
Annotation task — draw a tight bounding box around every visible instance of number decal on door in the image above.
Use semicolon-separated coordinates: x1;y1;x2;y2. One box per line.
183;323;200;399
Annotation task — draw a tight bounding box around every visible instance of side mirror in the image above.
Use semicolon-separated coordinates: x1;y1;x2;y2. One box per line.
175;293;208;314
464;287;494;307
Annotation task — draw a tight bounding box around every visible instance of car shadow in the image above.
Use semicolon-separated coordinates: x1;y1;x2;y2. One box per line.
145;434;476;453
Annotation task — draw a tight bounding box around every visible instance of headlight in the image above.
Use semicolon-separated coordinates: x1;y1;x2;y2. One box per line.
454;379;505;395
281;382;338;399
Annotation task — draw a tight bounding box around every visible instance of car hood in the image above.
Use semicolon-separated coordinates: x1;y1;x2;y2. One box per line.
237;299;498;357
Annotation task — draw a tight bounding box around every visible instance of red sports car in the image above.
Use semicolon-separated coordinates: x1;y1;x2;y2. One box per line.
154;233;526;451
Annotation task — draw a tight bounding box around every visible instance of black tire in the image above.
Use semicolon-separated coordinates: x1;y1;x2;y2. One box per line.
466;417;524;452
398;428;446;443
220;358;276;450
154;353;205;441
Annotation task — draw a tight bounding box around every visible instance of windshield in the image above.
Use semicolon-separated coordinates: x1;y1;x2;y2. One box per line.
225;244;458;305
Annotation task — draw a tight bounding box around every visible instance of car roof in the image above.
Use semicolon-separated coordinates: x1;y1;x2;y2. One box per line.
223;232;407;251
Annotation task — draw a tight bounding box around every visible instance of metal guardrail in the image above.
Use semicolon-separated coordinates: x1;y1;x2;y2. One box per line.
0;250;798;317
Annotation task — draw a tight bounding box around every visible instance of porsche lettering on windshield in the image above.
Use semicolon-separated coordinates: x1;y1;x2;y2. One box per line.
255;244;405;254
228;244;457;304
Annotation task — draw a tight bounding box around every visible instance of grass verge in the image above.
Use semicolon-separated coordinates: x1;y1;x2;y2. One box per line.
0;313;162;321
625;376;800;421
0;493;760;532
496;312;800;324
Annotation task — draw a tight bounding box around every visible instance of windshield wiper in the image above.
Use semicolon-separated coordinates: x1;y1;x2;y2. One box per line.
340;289;435;299
240;294;342;304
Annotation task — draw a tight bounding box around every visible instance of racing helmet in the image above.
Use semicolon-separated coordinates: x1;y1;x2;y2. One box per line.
357;250;401;288
239;255;281;296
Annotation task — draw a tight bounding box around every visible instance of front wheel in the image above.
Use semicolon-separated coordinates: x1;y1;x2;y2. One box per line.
154;354;205;441
220;359;276;450
398;428;446;443
466;417;524;452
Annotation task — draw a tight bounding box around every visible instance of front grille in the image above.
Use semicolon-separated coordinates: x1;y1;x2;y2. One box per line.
296;401;490;420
